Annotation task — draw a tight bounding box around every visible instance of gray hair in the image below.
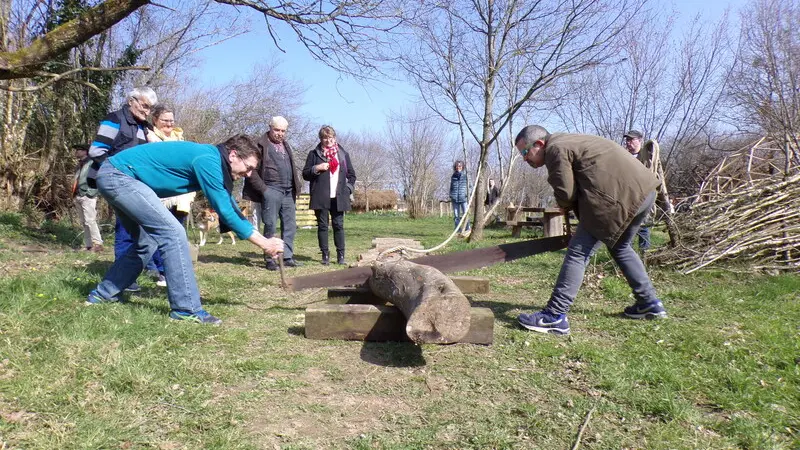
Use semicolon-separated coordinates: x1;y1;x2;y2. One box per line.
127;87;158;106
269;116;289;129
515;125;550;148
152;104;174;121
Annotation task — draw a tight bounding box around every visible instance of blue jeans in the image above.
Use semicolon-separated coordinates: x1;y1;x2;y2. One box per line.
95;162;201;313
262;187;297;259
637;224;651;251
545;192;659;315
114;218;162;273
452;201;470;231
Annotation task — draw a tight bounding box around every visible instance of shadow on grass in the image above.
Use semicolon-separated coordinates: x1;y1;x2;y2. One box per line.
248;305;305;311
0;212;89;248
199;254;254;265
360;341;425;367
470;299;547;327
85;260;112;277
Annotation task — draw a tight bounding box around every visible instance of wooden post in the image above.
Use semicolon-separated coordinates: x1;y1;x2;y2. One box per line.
543;213;565;237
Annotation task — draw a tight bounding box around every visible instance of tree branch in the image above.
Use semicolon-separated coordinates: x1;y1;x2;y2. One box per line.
0;66;150;92
0;0;150;80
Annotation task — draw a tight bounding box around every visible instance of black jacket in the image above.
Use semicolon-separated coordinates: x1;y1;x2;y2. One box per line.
242;132;302;202
302;144;357;211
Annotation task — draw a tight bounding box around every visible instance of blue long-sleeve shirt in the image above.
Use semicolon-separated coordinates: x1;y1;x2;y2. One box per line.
108;141;254;239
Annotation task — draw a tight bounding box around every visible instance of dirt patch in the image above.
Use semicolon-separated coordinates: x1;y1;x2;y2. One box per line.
229;351;423;448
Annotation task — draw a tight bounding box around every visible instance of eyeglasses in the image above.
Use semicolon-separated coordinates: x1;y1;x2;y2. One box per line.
518;146;530;157
235;152;258;172
134;97;152;111
158;119;175;124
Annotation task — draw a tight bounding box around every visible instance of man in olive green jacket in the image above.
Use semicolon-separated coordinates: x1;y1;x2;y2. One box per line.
514;125;667;335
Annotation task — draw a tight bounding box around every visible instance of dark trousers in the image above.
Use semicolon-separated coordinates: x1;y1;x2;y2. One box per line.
315;198;345;253
261;188;297;259
114;216;161;273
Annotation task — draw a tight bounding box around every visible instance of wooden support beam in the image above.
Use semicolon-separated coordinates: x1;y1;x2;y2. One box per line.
305;304;494;345
370;238;423;251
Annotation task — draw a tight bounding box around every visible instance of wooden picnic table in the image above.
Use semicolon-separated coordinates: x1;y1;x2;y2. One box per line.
506;207;568;238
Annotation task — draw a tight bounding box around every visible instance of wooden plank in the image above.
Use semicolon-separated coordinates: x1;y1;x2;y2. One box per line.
327;287;390;304
505;220;543;227
285;236;569;291
371;238;423;248
450;276;490;293
305;304;494;344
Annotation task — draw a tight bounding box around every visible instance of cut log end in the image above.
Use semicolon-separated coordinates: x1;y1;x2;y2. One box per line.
369;260;471;344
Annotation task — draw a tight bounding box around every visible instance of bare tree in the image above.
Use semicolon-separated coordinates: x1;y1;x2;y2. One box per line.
0;0;405;81
553;10;733;168
176;61;310;142
394;0;643;240
386;108;448;219
339;130;390;212
727;0;800;168
0;0;245;211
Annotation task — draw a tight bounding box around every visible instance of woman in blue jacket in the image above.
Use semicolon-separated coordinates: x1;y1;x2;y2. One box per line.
449;160;470;231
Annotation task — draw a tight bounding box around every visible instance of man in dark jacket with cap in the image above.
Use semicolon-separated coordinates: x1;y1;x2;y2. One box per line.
514;125;667;335
623;129;651;252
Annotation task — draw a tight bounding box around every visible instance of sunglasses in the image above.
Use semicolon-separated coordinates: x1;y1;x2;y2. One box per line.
518;146;530;157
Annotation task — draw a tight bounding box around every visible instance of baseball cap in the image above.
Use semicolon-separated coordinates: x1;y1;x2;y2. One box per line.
623;130;643;139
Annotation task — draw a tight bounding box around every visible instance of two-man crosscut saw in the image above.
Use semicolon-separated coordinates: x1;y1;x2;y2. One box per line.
283;235;570;292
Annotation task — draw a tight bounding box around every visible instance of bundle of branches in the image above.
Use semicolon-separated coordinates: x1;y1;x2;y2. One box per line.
650;171;800;274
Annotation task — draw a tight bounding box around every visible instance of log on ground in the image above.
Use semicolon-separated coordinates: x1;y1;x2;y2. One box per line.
327;276;490;304
368;260;471;344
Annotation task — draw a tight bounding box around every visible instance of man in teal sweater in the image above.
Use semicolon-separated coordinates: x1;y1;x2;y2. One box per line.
86;135;284;325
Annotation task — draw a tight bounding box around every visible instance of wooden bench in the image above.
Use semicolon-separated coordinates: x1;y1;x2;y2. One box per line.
296;193;316;228
506;207;566;238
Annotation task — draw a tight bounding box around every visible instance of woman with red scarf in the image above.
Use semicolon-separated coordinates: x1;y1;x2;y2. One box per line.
302;125;357;265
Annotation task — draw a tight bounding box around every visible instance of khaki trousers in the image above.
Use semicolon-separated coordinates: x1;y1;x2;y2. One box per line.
74;196;103;248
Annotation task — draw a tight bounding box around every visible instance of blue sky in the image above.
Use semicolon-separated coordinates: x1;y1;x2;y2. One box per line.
195;0;745;135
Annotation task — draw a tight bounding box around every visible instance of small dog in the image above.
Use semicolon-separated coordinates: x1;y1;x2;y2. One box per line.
197;208;235;246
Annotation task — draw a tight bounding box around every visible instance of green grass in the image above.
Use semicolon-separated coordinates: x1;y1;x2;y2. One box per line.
0;212;798;449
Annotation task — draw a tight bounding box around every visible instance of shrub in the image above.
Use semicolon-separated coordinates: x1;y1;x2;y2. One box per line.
352;190;398;212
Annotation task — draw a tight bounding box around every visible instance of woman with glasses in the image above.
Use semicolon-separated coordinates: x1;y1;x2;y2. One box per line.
152;105;183;142
149;105;195;286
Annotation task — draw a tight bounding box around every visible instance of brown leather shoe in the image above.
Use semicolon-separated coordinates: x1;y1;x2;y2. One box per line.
91;244;105;253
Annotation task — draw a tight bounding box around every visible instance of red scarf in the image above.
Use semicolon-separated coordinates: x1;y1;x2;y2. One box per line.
323;144;339;173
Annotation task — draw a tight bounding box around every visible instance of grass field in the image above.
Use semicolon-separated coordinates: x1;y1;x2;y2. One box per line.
0;211;798;449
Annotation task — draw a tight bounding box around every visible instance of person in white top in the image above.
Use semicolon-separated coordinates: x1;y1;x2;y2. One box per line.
302;125;357;265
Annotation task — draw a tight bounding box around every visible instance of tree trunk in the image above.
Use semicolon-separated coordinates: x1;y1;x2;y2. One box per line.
0;88;37;211
368;260;471;344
